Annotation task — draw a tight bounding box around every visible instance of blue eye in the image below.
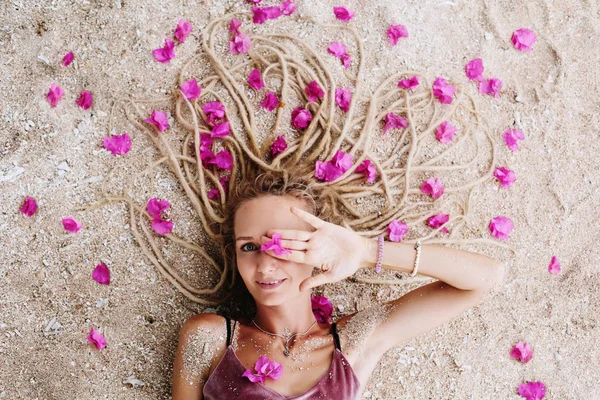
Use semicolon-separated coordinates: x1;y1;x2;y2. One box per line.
240;243;258;252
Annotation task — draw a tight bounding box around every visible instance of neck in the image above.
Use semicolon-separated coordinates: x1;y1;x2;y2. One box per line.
252;295;318;337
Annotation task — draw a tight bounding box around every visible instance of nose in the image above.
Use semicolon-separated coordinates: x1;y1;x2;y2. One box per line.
256;250;280;274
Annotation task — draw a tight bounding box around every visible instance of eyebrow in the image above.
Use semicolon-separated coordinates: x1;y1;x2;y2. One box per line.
235;236;255;242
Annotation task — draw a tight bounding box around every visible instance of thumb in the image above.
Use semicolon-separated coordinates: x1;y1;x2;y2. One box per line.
299;273;331;293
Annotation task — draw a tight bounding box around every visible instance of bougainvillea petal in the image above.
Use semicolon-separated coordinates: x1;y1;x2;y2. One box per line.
311;295;333;323
327;42;348;58
387;220;409;242
92;263;111;285
465;58;484;80
248;69;265;90
271;135;287;156
242;355;283;384
280;0;297;15
19;197;38;217
229;18;242;33
333;6;355;22
305;80;325;102
61;51;74;67
260;92;279;111
512;28;537;52
87;328;107;351
432;77;456;104
152;38;176;63
229;32;251;54
383;112;408;135
152;219;174;235
291;107;312;129
489;215;514;240
427;214;450;233
211;121;231;138
504;129;525;152
147;198;171;220
252;6;281;24
62;217;82;233
203;102;226;124
420;177;445;199
517;381;546;400
215;149;234;170
510;341;533;363
356;159;377;183
335;87;352;112
435;121;458;144
144;110;169;132
548;256;561;274
260;233;292;256
398;76;419;89
46;83;64;107
479;78;503;98
75;91;93;110
494;167;516;188
174;19;192;43
103;132;132;155
180;79;201;100
387;24;408;46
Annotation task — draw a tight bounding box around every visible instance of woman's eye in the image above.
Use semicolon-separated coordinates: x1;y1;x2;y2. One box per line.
241;243;258;252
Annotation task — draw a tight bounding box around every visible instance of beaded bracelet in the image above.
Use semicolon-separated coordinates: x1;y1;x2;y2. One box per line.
410;240;422;277
374;235;384;273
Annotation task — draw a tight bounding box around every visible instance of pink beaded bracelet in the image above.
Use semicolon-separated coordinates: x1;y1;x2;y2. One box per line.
374;235;384;273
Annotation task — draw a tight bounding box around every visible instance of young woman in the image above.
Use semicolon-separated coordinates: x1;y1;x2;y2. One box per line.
171;173;505;399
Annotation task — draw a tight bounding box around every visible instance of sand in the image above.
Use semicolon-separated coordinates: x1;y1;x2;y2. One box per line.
1;0;600;399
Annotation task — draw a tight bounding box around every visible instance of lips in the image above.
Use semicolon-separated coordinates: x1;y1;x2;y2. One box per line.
256;279;287;290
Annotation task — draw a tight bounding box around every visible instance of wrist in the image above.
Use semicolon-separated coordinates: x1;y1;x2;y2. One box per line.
360;237;379;269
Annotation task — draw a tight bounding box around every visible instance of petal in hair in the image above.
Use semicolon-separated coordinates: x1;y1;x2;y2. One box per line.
230;32;252;54
211;121;231;138
291;107;313;129
335;87;352;112
435;121;458;144
383;112;408;135
427;213;450;234
103;132;132;155
152;38;176;63
280;1;297;16
494;167;516;188
271;135;287;157
174;19;192;43
152;219;174;235
305;80;325;102
144;110;169;132
479;78;503;98
398;76;419;89
248;69;265;90
512;28;537;52
333;6;355;22
147;198;171;220
356;159;377;183
387;220;409;242
260;92;279;112
420;177;445;199
465;58;484;80
489;215;514;240
203;102;226;124
311;295;333;323
327;42;348;58
215;149;234;170
180;79;201;100
229;18;242;34
432;77;456;104
387;24;408;46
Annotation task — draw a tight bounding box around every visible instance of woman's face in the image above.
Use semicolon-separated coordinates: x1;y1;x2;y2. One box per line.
234;195;314;306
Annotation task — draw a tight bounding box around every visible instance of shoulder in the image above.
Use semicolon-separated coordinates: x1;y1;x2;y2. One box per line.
181;313;227;337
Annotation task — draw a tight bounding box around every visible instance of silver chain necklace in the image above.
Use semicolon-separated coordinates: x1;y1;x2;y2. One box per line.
251;318;318;357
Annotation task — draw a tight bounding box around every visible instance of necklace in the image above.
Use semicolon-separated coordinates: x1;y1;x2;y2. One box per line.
251;318;318;357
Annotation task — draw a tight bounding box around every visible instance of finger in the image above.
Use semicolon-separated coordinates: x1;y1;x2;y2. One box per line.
299;273;332;292
265;229;312;242
262;248;307;264
290;206;325;230
260;236;309;251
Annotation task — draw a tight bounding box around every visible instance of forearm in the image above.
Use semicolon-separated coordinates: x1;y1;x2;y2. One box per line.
361;239;505;291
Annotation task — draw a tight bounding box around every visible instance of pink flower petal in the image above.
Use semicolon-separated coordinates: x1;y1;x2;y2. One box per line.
61;51;74;67
420;177;445;199
87;328;107;351
147;198;171;220
479;78;503;98
144;110;169;132
327;42;348;58
75;90;93;110
211;121;231;138
180;79;201;100
248;69;265;90
432;77;456;104
260;233;292;256
46;83;64;108
517;381;546;400
214;149;233;170
548;256;561;274
280;0;297;16
152;38;176;63
271;135;287;156
494;167;516;188
341;54;351;69
174;19;192;43
331;150;353;172
62;217;82;233
387;24;408;46
199;133;213;153
252;6;281;24
242;369;265;384
398;76;419;89
510;341;533;363
291;107;313;129
335;87;352;112
92;263;111;285
387;220;409;242
512;28;537;53
356;159;377;183
465;58;484;80
19;197;38;217
152;219;173;235
333;6;355;22
305;80;325;102
103;132;132;155
311;295;333;323
229;18;242;34
203;102;226;124
489;215;514;240
200;150;216;168
427;214;449;233
435;121;458;144
503;129;525;152
247;0;262;3
260;92;279;111
383;112;408;135
229;32;252;54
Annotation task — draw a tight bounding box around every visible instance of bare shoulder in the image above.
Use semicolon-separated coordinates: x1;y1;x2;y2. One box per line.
172;313;228;400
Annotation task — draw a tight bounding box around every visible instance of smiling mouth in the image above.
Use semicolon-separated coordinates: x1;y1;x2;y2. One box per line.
256;279;287;289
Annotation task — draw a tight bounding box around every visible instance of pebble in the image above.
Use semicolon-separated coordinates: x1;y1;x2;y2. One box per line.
484;32;493;41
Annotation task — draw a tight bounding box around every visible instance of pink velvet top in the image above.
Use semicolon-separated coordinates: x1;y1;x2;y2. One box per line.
202;318;361;400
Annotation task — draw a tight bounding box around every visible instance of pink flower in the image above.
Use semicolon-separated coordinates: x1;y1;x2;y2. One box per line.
311;295;333;323
241;355;283;384
46;83;64;108
305;80;325;102
387;24;408;46
387;220;409;242
152;220;174;235
180;79;201;100
427;213;450;234
247;0;262;3
333;6;355;22
199;133;213;152
147;198;171;220
479;78;503;98
211;121;231;138
517;381;546;400
230;32;251;54
144;110;169;132
435;121;458;144
291;107;312;129
87;328;107;351
260;92;279;111
75;91;93;110
465;58;484;80
214;149;233;170
512;28;537;53
280;0;297;15
489;215;514;240
356;159;376;183
327;42;348;57
398;76;419;89
548;256;561;274
152;38;176;63
200;151;216;168
503;129;525;152
341;54;351;69
383;113;408;135
92;263;110;285
510;341;533;363
494;167;516;188
248;69;265;90
421;177;445;199
335;87;352;112
432;77;456;104
62;217;82;233
103;132;132;155
174;19;192;43
271;135;287;156
208;176;230;200
203;102;226;125
19;197;38;217
229;18;242;34
314;150;353;182
252;6;281;24
260;233;292;256
61;51;74;67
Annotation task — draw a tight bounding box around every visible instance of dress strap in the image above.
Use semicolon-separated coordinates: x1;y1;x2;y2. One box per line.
225;316;231;347
332;322;342;352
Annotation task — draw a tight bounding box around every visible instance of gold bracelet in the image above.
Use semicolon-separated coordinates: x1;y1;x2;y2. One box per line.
409;240;421;277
